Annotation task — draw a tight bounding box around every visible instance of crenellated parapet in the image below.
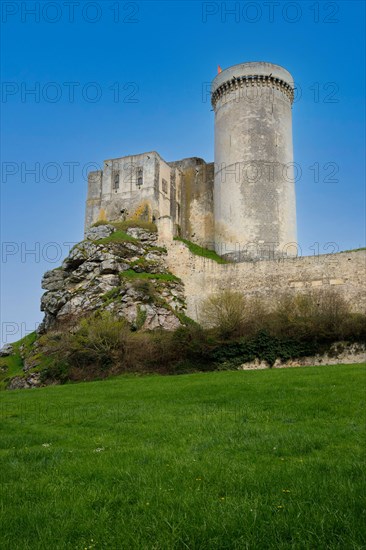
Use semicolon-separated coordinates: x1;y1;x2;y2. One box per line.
211;74;294;108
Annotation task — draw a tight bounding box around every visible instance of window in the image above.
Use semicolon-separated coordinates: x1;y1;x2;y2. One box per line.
162;178;168;194
113;173;119;190
136;167;143;188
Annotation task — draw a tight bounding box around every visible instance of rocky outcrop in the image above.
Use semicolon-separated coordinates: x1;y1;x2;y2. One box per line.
39;225;186;333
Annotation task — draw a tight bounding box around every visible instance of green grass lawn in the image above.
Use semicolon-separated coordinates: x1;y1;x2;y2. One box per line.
1;364;365;549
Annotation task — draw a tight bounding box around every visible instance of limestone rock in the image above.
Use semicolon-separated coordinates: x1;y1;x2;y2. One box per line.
41;290;70;315
126;227;157;244
42;269;66;291
100;259;119;274
7;373;42;390
85;224;116;240
62;241;100;270
38;229;187;333
0;343;13;357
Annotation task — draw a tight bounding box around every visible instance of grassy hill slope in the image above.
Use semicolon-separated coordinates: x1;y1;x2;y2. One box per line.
1;364;365;549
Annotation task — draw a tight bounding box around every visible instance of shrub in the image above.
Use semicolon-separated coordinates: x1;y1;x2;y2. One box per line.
68;313;130;369
208;331;320;368
40;360;69;384
34;289;366;385
340;313;366;341
172;324;213;361
270;290;352;342
42;313;131;376
200;290;248;338
122;330;178;373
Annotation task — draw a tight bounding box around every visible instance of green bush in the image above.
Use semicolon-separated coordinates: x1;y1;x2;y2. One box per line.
208;331;319;368
200;288;366;345
40;361;69;384
269;290;356;343
200;290;248;338
30;288;366;385
41;313;131;378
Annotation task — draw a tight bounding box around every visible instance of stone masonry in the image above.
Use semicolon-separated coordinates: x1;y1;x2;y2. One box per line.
85;61;296;261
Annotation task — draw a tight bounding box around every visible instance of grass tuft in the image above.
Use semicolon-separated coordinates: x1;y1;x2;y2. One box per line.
96;229;138;244
174;237;230;263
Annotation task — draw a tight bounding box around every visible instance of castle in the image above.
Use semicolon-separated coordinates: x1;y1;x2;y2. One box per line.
85;62;297;261
36;61;365;336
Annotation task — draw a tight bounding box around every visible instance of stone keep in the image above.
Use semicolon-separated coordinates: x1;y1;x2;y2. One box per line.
85;61;297;261
211;62;297;260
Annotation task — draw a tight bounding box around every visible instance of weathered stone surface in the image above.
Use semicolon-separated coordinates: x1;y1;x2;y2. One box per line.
166;242;366;320
7;373;42;390
62;242;100;270
154;308;181;331
124;242;141;253
0;343;14;357
41;269;66;291
100;259;119;274
85;224;116;240
41;290;70;315
126;227;158;244
39;230;186;332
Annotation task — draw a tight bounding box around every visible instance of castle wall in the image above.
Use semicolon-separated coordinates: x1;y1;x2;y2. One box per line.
165;243;366;320
85;170;103;229
101;153;159;222
169;158;214;248
84;152;183;234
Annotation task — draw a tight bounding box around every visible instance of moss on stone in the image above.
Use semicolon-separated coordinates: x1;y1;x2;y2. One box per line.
174;237;230;264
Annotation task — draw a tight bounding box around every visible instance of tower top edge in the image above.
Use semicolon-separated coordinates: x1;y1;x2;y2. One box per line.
212;62;294;92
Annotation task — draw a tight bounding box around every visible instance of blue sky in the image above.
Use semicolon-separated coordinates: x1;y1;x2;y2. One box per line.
1;0;365;344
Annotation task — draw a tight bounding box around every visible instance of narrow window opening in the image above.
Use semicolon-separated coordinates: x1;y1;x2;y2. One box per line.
136;167;143;188
113;173;120;191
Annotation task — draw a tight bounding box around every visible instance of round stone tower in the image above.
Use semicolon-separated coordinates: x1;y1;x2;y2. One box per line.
211;61;297;261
